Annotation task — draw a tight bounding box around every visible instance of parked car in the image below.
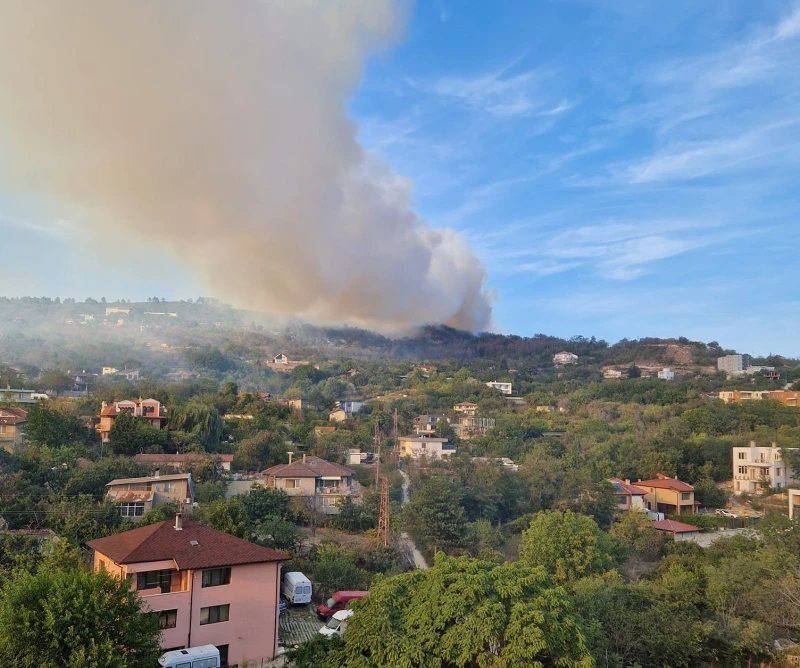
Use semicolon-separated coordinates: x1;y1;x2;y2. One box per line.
316;591;369;620
715;508;739;518
319;609;354;638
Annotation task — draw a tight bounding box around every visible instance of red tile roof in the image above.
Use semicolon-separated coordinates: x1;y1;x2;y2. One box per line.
87;520;287;569
0;407;28;425
263;456;353;479
651;519;701;534
609;478;647;496
636;476;694;492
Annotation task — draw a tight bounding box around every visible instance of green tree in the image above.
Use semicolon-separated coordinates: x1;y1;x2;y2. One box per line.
108;411;167;456
0;567;161;667
609;511;666;561
168;402;224;450
64;458;149;498
24;403;93;448
519;510;620;583
402;476;469;556
336;553;593;667
693;477;728;509
241;485;291;524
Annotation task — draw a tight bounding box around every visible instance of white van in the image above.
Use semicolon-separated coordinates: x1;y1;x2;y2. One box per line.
282;571;312;605
158;645;220;668
319;609;354;638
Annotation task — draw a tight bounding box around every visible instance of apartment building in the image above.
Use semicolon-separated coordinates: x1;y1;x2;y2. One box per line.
106;473;194;520
717;354;752;376
635;474;696;515
87;516;286;665
261;454;356;514
97;398;168;442
398;435;456;460
733;442;799;493
719;390;800;407
0;407;27;452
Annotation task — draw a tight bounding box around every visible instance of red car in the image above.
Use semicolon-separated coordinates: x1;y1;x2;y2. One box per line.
316;591;369;620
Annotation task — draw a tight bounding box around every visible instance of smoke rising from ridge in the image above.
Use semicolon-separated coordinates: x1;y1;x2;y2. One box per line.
0;0;492;333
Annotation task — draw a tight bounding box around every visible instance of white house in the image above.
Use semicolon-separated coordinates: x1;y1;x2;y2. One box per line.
733;442;800;493
486;381;512;395
398;436;455;460
553;351;578;365
658;368;675;381
273;353;289;364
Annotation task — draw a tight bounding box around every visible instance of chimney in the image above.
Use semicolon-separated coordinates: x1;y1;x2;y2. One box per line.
154;468;160;478
625;479;630;484
174;513;183;531
287;451;293;464
302;453;307;464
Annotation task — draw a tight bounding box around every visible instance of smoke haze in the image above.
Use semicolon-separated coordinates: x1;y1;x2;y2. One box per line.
0;0;492;333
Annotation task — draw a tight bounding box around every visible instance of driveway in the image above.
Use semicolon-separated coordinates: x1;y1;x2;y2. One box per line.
399;470;429;569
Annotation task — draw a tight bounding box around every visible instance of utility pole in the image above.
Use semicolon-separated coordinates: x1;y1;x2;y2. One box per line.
374;418;382;487
377;475;390;548
392;408;399;461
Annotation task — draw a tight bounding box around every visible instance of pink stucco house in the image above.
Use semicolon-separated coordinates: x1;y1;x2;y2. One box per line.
87;515;287;667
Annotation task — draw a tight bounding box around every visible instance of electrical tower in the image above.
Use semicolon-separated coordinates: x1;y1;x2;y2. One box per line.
377;474;390;547
373;419;382;486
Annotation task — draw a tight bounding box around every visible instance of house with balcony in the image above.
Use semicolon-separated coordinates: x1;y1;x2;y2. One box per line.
87;515;287;666
0;407;27;452
486;381;512;395
261;454;356;514
553;351;578;365
635;474;696;515
413;414;450;435
106;473;194;520
733;442;800;493
398;435;455;460
609;478;647;511
453;402;478;416
0;388;37;404
97;398;168;442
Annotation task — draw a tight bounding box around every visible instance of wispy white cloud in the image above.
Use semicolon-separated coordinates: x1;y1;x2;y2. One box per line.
0;214;74;238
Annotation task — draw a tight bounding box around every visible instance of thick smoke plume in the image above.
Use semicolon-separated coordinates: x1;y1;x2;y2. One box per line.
0;1;492;333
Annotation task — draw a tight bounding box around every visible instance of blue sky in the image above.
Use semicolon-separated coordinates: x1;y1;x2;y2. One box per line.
351;0;800;355
3;1;800;355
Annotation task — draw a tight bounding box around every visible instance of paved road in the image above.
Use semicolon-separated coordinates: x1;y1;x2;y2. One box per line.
399;470;429;570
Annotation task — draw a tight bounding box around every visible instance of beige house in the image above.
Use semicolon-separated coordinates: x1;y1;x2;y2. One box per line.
261;454;356;514
651;519;701;542
399;436;455;460
636;474;696;515
0;407;27;452
106;473;194;520
413;414;450;434
97;398;168;443
453;402;478;416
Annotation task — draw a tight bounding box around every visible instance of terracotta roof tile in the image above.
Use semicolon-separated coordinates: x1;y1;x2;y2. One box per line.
87;520;287;569
262;456;353;479
651;519;701;533
637;477;694;492
608;478;647;496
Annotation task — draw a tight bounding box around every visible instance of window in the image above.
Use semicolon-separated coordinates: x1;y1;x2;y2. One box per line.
137;569;173;593
158;609;178;630
156;482;176;493
120;502;145;518
738;466;747;474
285;479;300;489
0;425;7;434
680;492;691;501
191;659;219;668
738;452;746;460
217;645;229;668
202;568;231;588
777;468;782;477
200;604;230;625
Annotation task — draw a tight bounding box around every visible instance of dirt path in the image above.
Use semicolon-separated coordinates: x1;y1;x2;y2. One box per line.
399;470;428;570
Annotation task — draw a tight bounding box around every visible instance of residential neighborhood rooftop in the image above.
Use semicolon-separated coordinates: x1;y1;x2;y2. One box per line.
637;475;694;492
106;472;192;486
87;519;287;568
651;519;701;534
262;455;354;479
